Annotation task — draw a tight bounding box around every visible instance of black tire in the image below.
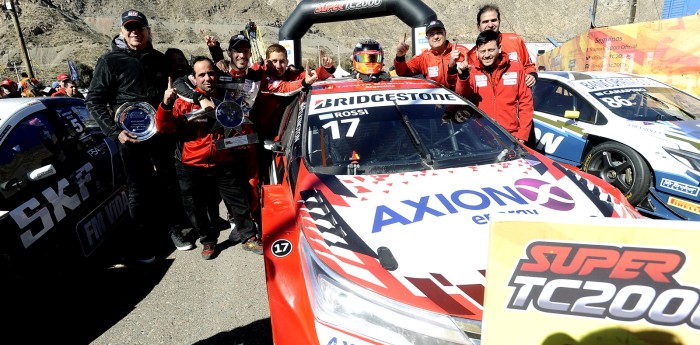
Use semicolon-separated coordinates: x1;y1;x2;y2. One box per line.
582;142;651;206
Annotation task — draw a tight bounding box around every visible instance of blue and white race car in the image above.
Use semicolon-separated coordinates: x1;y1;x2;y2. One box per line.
532;71;700;220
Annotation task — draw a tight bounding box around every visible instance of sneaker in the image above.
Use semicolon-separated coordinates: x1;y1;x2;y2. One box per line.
170;229;194;251
201;243;216;260
228;221;241;242
241;236;263;255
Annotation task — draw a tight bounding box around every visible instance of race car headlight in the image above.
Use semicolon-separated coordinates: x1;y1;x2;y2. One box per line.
300;235;479;345
664;147;700;171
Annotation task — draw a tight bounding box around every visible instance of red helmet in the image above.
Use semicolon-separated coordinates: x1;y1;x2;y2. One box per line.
353;39;384;75
57;73;69;81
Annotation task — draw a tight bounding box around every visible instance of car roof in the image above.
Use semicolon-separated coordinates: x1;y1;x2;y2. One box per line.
538;71;642;81
0;96;85;128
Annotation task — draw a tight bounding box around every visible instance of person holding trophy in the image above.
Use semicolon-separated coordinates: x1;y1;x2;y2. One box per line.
86;9;182;264
155;56;260;260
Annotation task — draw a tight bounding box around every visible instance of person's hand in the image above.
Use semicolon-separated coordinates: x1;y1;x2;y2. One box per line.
525;74;536;88
163;77;178;106
320;48;334;69
457;61;471;75
304;60;318;85
396;32;410;57
200;29;219;47
200;98;216;111
118;130;139;144
449;40;461;68
216;60;228;72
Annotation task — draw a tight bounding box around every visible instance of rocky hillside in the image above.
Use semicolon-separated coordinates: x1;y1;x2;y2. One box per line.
0;0;664;84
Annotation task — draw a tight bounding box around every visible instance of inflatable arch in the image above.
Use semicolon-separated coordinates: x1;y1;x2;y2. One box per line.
279;0;438;67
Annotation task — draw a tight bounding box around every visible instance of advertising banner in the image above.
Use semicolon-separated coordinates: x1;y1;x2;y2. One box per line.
537;14;700;96
483;215;700;344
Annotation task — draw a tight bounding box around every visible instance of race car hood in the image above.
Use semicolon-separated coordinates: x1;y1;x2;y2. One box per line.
296;157;638;319
626;120;700;150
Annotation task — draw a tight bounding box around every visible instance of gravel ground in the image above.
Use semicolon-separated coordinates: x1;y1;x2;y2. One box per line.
9;203;273;345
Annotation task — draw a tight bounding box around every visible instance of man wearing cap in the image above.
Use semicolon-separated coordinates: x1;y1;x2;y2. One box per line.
466;4;537;88
86;9;179;264
393;19;467;90
51;80;83;98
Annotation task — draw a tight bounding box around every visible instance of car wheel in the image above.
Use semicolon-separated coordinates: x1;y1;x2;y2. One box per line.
582;142;651;206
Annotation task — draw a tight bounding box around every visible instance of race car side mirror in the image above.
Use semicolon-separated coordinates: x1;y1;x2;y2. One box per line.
263;139;283;153
564;110;580;119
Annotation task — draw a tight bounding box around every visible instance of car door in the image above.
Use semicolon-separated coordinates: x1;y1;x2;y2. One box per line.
0;99;127;273
532;79;597;167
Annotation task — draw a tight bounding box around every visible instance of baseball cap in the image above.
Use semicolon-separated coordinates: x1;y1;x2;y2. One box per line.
425;20;445;32
228;32;251;50
57;73;69;81
121;9;148;27
1;79;16;87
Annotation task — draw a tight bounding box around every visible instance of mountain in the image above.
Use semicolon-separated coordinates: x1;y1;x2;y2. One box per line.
0;0;663;84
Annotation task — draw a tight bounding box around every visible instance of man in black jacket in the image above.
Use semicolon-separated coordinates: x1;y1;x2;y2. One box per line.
86;9;183;263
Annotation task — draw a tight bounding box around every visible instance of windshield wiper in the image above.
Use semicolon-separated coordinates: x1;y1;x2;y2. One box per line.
392;100;434;169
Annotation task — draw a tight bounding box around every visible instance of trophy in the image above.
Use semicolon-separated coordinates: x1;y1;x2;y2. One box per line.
182;101;258;149
114;102;157;141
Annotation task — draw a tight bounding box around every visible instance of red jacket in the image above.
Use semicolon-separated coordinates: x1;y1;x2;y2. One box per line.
252;66;334;141
455;53;534;141
51;89;67;97
393;41;468;89
155;88;254;168
467;32;536;76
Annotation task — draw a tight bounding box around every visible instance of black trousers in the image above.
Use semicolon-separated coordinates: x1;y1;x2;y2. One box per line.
119;136;182;249
175;161;256;245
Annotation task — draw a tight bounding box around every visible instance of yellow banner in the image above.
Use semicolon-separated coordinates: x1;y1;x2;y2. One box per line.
538;15;700;97
483;215;700;344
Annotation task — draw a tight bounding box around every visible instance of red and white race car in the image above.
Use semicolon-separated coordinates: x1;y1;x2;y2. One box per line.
260;75;642;344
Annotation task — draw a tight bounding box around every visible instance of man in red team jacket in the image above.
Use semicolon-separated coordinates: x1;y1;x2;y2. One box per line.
455;30;534;143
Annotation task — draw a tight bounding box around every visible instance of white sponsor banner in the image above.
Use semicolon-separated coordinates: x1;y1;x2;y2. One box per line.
309;88;465;114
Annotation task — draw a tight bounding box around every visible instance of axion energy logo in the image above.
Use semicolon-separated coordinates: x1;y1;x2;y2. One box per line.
313;0;382;14
514;178;575;211
507;242;700;328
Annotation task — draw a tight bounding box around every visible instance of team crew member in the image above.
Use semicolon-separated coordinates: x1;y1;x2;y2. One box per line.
455;30;533;143
156;56;260;259
467;4;537;87
393;20;467;89
251;43;335;183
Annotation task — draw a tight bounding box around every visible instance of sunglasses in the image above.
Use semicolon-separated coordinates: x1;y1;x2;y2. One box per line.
123;24;148;32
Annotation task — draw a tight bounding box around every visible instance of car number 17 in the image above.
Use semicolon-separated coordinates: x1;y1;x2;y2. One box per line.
322;118;360;139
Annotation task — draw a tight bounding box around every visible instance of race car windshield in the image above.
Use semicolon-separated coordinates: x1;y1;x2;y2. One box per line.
305;103;518;175
590;86;700;121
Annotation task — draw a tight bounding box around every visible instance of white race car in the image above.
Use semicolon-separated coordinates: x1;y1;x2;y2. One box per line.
532;71;700;221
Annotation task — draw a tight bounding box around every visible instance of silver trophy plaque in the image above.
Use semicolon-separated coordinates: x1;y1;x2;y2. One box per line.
114;102;157;141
